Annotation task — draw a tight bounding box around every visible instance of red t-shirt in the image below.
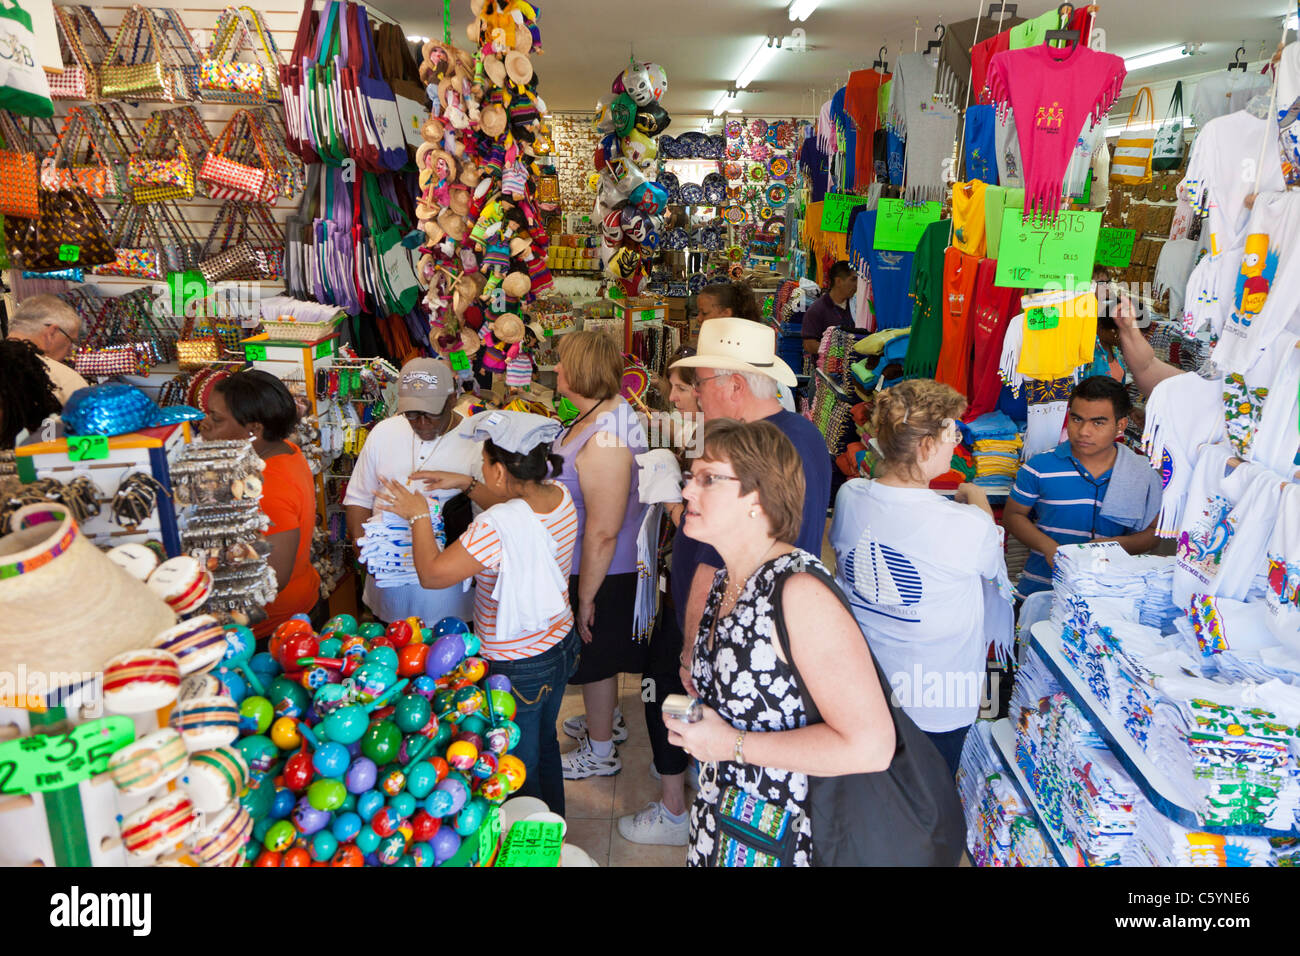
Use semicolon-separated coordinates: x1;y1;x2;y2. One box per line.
846;69;888;187
965;258;1023;421
255;442;321;638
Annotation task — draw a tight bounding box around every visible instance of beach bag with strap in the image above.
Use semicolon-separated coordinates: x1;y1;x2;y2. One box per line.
1152;80;1186;172
1113;86;1155;185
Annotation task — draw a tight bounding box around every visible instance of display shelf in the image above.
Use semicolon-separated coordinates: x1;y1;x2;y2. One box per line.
1029;621;1300;838
989;718;1077;868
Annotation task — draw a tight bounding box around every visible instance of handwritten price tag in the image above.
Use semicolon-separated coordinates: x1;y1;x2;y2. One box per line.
315;340;332;359
819;192;871;233
1026;304;1061;331
244;343;268;361
1095;227;1137;268
873;199;942;252
57;244;81;263
495;819;564;867
478;806;501;865
66;435;109;461
448;349;471;372
0;717;134;795
995;209;1102;290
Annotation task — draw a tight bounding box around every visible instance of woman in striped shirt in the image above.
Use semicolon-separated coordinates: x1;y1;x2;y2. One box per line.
377;412;581;814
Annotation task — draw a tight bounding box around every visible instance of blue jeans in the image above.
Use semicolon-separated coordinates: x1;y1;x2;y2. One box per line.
925;724;973;777
488;629;581;816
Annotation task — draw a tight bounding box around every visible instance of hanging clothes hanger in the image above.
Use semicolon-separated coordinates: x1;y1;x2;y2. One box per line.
1044;3;1081;45
872;45;889;72
925;23;945;55
1228;45;1248;72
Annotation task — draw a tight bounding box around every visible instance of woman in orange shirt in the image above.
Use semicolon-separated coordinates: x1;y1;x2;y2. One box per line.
198;370;320;638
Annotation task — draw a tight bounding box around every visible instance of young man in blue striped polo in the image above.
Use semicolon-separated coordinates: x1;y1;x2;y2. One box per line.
1003;376;1161;599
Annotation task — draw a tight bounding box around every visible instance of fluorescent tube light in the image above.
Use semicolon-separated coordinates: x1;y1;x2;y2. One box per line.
711;91;730;116
1124;45;1186;72
788;0;822;21
735;37;778;89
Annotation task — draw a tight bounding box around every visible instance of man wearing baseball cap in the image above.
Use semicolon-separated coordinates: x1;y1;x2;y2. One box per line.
344;358;485;624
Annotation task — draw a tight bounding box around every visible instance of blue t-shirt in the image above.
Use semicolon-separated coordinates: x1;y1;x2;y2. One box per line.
887;129;905;186
862;211;914;329
830;86;855;189
964;105;998;185
799;133;829;203
1009;442;1142;597
670;409;831;630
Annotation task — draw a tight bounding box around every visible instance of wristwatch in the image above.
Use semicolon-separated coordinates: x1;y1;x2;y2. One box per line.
734;730;746;766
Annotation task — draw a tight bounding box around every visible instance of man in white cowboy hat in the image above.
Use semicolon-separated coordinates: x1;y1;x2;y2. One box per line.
344;358;486;625
610;318;832;847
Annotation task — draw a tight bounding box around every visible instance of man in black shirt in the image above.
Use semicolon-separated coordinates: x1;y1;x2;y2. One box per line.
800;260;858;354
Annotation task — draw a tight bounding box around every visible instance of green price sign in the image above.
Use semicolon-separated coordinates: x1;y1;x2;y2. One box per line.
0;717;135;795
169;270;210;317
495;819;564;867
448;349;471;372
57;244;81;263
1095;227;1137;268
1026;304;1061;331
873;198;942;252
315;340;332;359
639;309;657;321
244;343;268;361
995;208;1102;290
819;192;871;233
66;434;109;461
478;806;501;865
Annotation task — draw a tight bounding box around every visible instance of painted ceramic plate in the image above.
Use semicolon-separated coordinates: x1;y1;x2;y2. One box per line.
722;205;748;225
767;155;791;179
749;119;769;138
701;172;727;205
679;182;704;205
687;272;709;293
724;119;744;138
706;134;726;159
748;165;767;182
766;183;789;205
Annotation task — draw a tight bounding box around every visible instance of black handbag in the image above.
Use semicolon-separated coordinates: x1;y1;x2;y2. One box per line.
769;559;966;867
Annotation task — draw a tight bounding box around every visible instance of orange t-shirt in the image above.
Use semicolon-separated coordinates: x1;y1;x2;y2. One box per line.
254;442;321;638
935;247;981;396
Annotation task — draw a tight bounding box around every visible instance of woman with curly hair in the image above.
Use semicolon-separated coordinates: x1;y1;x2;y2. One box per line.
0;339;62;449
828;379;1014;773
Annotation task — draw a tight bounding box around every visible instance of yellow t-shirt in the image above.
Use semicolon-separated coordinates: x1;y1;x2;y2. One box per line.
952;180;988;258
1016;289;1098;382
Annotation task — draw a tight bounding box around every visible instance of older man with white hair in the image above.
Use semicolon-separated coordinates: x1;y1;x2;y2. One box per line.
6;294;88;405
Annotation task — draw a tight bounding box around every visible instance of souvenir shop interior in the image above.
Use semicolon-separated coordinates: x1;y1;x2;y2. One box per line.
0;0;1298;878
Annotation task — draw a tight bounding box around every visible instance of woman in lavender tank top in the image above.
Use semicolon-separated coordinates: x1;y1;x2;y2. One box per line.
553;331;648;780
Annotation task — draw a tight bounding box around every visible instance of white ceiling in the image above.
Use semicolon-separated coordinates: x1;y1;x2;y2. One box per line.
378;0;1296;118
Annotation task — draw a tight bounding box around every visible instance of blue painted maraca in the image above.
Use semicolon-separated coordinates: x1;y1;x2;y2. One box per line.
320;679;408;744
331;811;362;842
313;741;351;777
432;616;469;638
430;826;460;864
425;634;466;678
346;757;378;795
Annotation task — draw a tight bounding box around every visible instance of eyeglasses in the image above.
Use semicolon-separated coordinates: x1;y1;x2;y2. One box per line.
680;471;741;490
45;323;78;348
403;411;441;424
692;373;729;391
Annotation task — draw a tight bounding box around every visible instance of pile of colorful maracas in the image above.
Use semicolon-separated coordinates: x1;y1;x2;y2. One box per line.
214;612;523;867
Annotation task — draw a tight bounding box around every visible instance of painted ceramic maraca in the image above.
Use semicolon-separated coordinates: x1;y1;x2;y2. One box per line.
108;728;189;796
151;615;227;676
169;695;240;751
181;745;250;813
102;649;181;714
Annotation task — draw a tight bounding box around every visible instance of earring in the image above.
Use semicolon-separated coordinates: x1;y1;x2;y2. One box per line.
749;509;758;519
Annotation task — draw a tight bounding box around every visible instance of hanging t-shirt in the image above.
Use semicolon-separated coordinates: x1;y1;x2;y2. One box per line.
864;210;915;329
987;44;1126;219
903;218;950;377
1264;484;1300;643
970;30;1013;105
1062;116;1107;201
1013;287;1098;383
847;69;889;187
1010;8;1061;49
829;478;1012;732
964;104;999;185
952;180;989;257
1190;72;1272;130
799;131;830;203
995;108;1025;188
887;128;906;186
983;185;1024;259
967;258;1022;420
936;247;980;396
830;85;857;190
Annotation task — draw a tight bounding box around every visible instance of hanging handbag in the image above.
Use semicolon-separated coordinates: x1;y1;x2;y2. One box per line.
96;203;168;279
241;7;284;103
197;200;283;282
278;0;319;163
129;111;196;202
764;559;966;867
306;0;349;165
285;163;320;299
200;7;268;105
254;106;305;201
348;3;406;172
0;110;40;219
4;185;115;271
1152;81;1186;172
100;5;183;102
42;107;120;199
155;8;204;102
175;316;221;369
375;21;427;159
1113;86;1156;185
0;0;53;116
50;5;113;101
200;109;279;203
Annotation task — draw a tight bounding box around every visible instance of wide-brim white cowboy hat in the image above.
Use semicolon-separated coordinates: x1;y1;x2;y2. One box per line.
671;316;796;387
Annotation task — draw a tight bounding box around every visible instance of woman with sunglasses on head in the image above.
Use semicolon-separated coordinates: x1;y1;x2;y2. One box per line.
199;369;321;638
342;358;485;626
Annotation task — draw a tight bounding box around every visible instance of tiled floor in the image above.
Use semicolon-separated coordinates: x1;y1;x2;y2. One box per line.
557;674;688;867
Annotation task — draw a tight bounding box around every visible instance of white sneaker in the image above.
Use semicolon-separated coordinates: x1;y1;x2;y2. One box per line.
617;801;689;846
561;707;628;744
649;761;700;790
561;734;622;779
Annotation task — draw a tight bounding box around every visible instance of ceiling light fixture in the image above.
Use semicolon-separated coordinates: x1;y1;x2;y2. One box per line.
788;0;822;21
406;34;429;42
1124;44;1189;72
711;90;731;116
736;36;779;89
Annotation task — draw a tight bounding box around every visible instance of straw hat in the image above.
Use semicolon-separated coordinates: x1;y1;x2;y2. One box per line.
479;102;507;138
502;271;531;299
0;504;176;680
482;55;507;87
504;50;533;85
671;316;797;387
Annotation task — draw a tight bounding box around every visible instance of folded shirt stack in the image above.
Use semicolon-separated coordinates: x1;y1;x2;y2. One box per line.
1124;804;1273;867
357;504;445;589
1009;815;1056;867
958;721;1039;867
965;411;1023;488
